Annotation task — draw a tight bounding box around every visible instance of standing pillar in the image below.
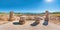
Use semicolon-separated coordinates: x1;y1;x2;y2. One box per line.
43;10;49;26
9;11;14;21
45;11;49;21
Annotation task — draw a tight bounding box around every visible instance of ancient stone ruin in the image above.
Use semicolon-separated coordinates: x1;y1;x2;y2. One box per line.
9;11;14;21
43;11;49;26
31;16;40;26
19;16;26;25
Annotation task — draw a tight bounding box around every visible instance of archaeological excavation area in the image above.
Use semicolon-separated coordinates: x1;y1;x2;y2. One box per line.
0;11;60;30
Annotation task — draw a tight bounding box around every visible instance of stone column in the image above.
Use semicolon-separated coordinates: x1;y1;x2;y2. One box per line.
19;16;25;25
45;11;49;21
9;11;14;21
43;10;49;26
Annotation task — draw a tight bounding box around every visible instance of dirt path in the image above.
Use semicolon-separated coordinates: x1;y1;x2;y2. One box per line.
0;20;60;30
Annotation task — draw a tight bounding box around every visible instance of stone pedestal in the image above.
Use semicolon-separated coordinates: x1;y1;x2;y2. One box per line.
19;17;25;25
9;11;14;21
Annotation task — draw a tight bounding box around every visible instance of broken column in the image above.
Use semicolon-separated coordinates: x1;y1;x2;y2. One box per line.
35;16;40;24
31;16;40;26
9;11;14;21
19;16;26;25
43;10;49;26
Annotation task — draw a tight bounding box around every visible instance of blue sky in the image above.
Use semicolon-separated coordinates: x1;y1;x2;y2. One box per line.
0;0;60;13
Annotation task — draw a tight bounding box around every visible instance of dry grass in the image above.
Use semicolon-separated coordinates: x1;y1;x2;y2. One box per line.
51;14;60;17
49;14;60;25
0;14;60;25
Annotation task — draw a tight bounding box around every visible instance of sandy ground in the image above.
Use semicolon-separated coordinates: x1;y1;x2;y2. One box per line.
0;20;60;30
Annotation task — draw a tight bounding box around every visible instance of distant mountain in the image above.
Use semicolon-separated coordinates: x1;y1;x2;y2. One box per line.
51;12;60;14
14;12;60;14
0;12;60;14
14;12;41;14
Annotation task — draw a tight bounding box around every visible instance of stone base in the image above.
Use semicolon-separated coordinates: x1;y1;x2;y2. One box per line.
19;20;25;25
43;20;48;26
8;18;15;21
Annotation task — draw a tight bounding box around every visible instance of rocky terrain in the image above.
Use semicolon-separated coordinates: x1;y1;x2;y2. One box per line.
0;20;60;30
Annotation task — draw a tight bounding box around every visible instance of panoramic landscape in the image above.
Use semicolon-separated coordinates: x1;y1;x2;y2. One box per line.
0;11;60;30
0;0;60;30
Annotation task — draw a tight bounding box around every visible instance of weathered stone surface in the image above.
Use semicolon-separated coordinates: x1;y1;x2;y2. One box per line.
19;16;26;25
9;11;15;21
45;11;49;21
31;16;40;26
43;11;49;26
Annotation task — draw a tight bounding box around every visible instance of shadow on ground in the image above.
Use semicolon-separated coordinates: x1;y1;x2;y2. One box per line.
30;22;39;26
43;20;48;26
13;22;20;25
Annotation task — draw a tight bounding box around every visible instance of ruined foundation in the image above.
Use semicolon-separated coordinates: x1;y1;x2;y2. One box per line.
19;17;25;25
